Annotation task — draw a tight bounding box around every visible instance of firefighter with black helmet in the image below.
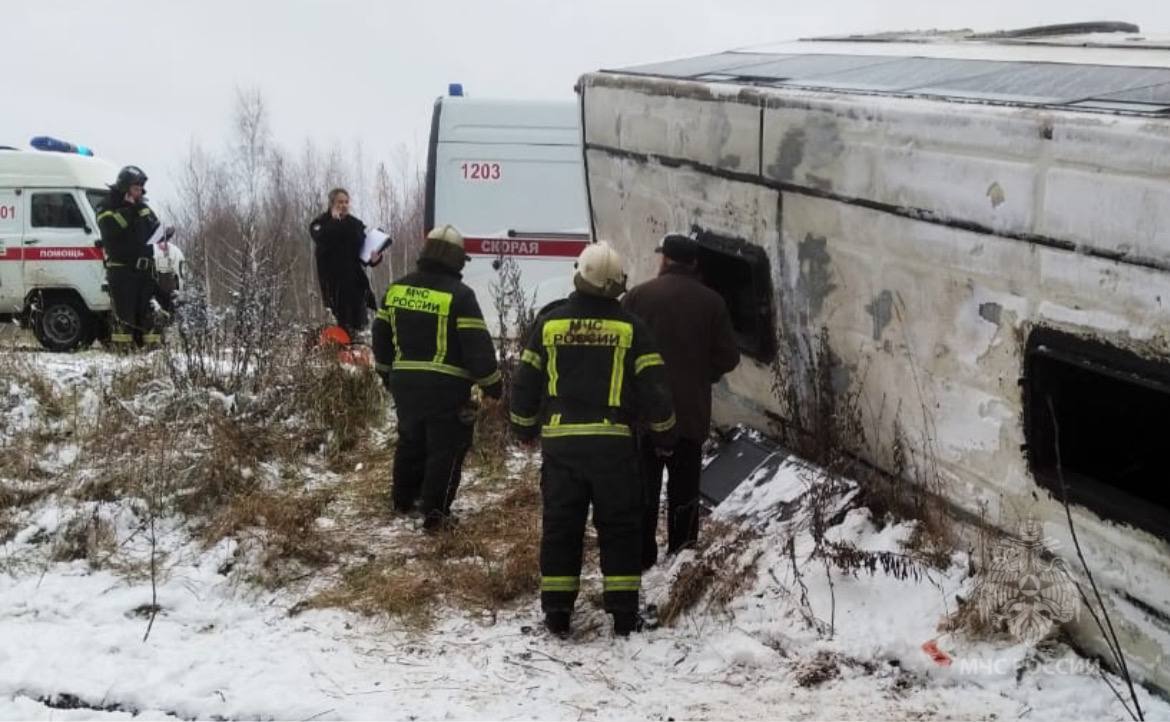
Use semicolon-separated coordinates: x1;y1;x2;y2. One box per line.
510;241;677;638
372;224;502;531
95;165;161;349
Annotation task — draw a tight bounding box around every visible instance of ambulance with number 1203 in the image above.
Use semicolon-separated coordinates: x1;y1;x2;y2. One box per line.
425;86;591;334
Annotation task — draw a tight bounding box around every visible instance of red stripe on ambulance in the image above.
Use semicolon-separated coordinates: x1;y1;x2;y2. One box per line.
463;237;589;259
0;247;104;261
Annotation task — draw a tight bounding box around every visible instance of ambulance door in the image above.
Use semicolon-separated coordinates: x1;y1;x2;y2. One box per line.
430;99;590;331
22;189;102;294
0;187;24;313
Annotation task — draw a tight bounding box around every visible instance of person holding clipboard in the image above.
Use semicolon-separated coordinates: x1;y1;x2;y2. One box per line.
308;188;391;339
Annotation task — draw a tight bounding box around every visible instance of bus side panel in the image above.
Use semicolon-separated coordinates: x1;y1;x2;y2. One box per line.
581;72;1170;693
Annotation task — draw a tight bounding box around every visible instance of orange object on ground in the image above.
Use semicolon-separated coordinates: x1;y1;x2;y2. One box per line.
921;638;953;667
318;325;352;347
314;325;373;367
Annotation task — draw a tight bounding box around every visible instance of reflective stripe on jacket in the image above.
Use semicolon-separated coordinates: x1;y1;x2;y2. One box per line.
510;291;676;445
96;197;157;265
372;259;502;395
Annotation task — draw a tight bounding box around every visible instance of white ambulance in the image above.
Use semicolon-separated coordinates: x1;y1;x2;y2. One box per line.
0;147;119;350
425;91;590;332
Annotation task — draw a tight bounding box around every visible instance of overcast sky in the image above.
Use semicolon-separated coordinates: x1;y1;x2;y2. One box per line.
5;0;1169;206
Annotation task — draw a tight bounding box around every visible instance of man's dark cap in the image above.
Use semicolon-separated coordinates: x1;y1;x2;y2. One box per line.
654;233;698;263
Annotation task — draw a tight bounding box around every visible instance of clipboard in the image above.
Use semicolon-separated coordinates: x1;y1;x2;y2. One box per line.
361;227;393;263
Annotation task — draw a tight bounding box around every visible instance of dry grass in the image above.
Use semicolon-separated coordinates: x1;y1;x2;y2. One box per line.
938;591;1000;640
307;559;441;628
305;461;542;627
794;650;843;688
659;518;761;627
50;508;118;564
291;352;386;466
2;340;548;629
204;486;342;586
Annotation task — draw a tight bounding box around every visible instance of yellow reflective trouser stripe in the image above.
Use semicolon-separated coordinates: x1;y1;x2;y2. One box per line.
390;360;471;379
635;353;664;374
546;345;559;396
541;576;580;591
649;414;677;433
541;422;631;438
609;345;627;407
110;333;134;344
521;349;543;370
434;313;448;363
603;575;641;592
510;411;538;427
143;333;162;344
106;261;126;268
456;317;488;331
476;369;502;387
388;308;402;361
98;210;128;228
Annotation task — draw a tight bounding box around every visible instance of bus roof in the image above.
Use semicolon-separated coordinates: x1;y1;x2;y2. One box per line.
608;23;1170;115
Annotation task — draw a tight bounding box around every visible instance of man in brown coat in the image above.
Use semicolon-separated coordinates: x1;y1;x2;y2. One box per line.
622;234;740;569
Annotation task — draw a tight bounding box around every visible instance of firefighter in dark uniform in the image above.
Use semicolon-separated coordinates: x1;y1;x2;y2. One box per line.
95;165;161;349
510;241;677;638
372;224;502;531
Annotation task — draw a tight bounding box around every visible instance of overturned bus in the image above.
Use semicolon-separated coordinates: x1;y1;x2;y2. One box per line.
579;23;1170;690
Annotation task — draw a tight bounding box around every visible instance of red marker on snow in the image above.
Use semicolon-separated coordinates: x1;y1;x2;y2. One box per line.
922;638;953;667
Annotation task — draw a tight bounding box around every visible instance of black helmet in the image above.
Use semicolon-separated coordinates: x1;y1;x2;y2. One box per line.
114;165;148;192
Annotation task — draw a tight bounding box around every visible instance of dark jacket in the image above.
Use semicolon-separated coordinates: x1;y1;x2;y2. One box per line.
96;193;158;266
372;259;503;400
510;291;677;448
309;212;375;317
622;265;740;442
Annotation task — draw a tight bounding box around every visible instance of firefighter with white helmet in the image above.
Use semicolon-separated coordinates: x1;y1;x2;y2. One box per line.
372;224;502;531
510;241;677;638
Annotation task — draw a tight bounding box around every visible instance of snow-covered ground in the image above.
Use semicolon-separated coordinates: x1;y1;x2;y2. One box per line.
2;348;1168;721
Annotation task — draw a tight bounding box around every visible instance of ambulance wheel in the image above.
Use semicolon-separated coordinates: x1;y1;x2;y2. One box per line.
33;295;92;352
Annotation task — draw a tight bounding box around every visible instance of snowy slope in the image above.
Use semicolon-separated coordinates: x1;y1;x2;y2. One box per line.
1;350;1168;721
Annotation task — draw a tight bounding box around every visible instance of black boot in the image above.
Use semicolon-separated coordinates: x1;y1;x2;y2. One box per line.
422;510;458;533
612;611;643;637
544;611;571;639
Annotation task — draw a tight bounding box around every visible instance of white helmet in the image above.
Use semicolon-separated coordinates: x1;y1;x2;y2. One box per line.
421;224;467;270
426;224;464;248
573;241;627;299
